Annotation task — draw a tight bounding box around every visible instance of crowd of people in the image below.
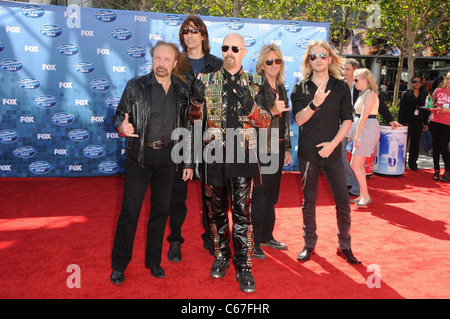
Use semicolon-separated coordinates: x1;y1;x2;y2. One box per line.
108;15;450;293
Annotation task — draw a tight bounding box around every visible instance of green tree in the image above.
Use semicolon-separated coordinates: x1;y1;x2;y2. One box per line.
365;0;449;105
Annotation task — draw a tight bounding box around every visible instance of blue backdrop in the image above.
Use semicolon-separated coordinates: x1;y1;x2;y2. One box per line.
0;1;329;177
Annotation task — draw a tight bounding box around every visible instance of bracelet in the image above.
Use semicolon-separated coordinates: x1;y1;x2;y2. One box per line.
309;101;320;112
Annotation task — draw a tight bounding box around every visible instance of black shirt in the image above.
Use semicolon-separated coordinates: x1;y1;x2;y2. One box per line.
291;75;353;162
146;74;176;145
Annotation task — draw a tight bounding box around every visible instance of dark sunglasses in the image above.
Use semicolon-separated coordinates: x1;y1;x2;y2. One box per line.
411;80;421;84
265;59;282;66
221;45;244;53
309;52;328;61
182;28;200;35
353;78;360;83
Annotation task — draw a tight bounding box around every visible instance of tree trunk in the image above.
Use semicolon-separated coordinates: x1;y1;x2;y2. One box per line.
233;0;241;17
393;51;404;107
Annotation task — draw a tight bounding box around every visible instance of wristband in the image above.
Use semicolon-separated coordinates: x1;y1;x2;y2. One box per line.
309;101;320;112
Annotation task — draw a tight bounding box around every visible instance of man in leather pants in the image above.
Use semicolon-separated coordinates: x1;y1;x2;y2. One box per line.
110;41;193;284
189;33;272;293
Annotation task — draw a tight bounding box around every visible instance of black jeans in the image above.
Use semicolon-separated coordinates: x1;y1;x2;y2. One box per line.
206;176;254;270
252;145;285;248
167;169;189;244
111;147;175;272
167;174;212;247
298;156;351;249
406;120;424;169
429;121;450;172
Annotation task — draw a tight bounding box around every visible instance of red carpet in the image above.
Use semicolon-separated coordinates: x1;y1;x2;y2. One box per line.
0;169;449;300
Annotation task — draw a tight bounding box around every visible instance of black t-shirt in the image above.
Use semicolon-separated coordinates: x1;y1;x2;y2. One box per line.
291;75;353;162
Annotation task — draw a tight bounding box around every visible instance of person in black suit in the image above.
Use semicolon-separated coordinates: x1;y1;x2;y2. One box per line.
342;59;401;196
398;75;429;171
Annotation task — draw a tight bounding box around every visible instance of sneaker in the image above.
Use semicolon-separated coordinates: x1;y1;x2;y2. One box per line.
236;269;256;293
210;257;230;279
168;241;182;262
253;247;266;259
260;239;288;250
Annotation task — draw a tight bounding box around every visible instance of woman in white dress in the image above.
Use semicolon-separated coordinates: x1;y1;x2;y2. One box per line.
349;68;380;207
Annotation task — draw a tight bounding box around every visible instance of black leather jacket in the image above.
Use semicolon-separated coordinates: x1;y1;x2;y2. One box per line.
113;72;192;170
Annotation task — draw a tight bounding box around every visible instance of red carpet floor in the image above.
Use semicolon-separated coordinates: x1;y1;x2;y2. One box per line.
0;169;449;300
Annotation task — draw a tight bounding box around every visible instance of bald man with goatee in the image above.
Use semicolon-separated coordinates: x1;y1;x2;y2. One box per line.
189;33;272;293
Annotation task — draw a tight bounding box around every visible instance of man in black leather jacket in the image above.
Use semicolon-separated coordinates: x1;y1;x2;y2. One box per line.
166;15;223;263
110;41;193;285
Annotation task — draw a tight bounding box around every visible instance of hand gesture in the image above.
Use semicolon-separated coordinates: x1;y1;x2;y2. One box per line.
120;113;139;137
192;73;207;101
313;82;331;107
271;93;291;116
233;79;254;111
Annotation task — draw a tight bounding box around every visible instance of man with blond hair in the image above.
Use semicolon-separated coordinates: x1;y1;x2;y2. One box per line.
291;40;361;264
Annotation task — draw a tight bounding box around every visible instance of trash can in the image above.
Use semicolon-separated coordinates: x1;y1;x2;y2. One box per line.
373;124;408;175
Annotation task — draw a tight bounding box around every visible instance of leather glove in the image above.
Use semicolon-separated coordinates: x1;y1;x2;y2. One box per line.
192;77;206;102
234;84;255;114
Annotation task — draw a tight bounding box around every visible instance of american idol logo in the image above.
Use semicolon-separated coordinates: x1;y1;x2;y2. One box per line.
0;129;19;143
127;46;146;58
163;15;183;26
83;145;105;158
249;52;260;62
21;5;44;18
13;146;37;158
74;61;95;74
51;112;74;126
226;19;244;30
111;28;132;40
90;78;110;92
95;10;117;22
35;95;58;109
68;129;90;142
98;161;119;174
0;59;23;72
296;38;312;49
57;43;79;56
140;63;152;75
105;96;120;109
243;36;256;47
40;25;62;37
18;77;40;90
285;21;302;33
0;43;4;52
28;161;52;175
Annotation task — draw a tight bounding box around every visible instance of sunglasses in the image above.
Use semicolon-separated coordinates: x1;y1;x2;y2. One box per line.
221;45;244;53
182;28;200;35
309;52;328;61
353;78;362;83
411;80;421;84
265;59;282;66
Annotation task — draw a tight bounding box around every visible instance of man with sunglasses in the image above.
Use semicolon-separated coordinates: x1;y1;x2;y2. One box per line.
398;75;429;171
189;33;272;293
291;40;361;264
165;15;223;264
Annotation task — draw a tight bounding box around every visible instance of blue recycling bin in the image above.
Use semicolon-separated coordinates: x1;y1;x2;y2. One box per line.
373;124;408;175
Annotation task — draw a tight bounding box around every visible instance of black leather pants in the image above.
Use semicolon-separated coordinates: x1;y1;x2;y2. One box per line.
205;177;254;270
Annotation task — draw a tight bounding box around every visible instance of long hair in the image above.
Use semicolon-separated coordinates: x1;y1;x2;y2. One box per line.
354;68;379;95
178;15;210;54
301;40;343;80
256;44;285;85
150;41;190;84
